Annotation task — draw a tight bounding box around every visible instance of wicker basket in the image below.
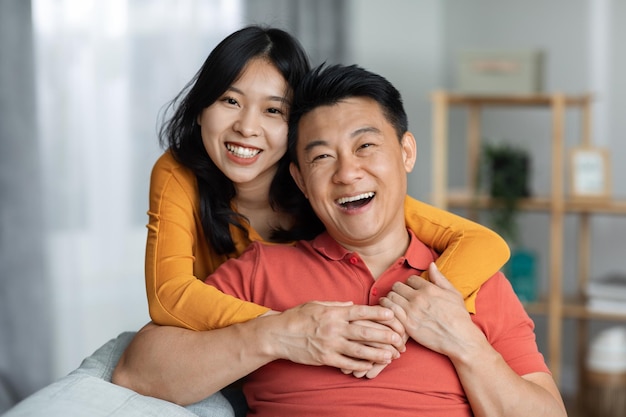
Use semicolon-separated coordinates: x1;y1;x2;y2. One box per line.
582;370;626;417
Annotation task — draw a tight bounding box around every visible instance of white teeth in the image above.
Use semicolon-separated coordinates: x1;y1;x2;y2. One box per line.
336;192;375;205
226;144;261;158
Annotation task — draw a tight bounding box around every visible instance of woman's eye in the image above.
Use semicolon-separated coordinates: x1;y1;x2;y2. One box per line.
267;107;283;115
221;97;239;106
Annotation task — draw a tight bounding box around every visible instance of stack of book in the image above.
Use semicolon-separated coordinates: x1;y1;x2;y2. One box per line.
586;273;626;315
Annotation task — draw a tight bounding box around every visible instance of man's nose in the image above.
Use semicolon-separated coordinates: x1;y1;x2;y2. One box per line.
332;154;362;184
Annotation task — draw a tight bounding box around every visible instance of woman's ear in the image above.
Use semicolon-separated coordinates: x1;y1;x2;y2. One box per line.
400;131;417;173
289;162;309;198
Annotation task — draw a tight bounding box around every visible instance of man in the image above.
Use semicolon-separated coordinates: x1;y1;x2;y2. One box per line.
114;64;566;416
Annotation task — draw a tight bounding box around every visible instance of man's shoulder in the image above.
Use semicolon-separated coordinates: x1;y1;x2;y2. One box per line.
239;239;321;266
251;239;314;254
478;271;512;293
474;271;528;318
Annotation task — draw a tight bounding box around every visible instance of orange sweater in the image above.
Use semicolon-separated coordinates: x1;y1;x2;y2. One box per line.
145;151;509;330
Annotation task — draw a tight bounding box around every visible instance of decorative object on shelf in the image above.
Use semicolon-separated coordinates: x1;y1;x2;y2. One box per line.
583;326;626;417
480;142;531;246
504;247;537;302
586;272;626;315
569;146;611;199
457;49;543;95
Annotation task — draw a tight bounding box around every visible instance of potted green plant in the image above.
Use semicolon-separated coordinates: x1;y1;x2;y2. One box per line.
480;142;530;246
480;142;536;301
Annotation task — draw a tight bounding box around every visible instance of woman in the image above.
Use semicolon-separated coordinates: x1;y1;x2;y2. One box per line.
145;25;509;335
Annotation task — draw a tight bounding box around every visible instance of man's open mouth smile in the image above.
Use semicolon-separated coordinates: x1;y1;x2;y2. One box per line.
335;192;375;209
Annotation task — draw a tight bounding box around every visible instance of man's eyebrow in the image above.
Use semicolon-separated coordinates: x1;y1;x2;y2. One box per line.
302;126;381;153
226;86;289;104
303;139;328;153
351;126;381;137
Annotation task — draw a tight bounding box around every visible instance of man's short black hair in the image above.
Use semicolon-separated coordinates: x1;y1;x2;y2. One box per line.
288;64;408;167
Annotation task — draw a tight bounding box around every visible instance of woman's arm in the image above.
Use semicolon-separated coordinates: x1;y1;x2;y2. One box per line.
404;195;510;312
112;302;404;406
145;153;269;331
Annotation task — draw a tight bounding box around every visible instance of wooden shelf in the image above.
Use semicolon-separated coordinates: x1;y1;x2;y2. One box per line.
443;190;626;214
430;91;620;397
524;298;626;321
441;92;591;107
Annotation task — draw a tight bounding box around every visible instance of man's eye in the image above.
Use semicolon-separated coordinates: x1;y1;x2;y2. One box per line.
312;154;330;162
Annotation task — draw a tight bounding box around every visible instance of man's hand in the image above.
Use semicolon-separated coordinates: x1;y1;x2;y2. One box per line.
379;262;485;357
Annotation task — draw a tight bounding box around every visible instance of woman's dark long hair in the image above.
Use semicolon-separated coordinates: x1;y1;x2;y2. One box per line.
159;25;323;255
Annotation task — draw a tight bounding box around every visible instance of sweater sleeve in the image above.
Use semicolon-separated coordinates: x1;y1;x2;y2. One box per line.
145;153;270;331
403;195;510;313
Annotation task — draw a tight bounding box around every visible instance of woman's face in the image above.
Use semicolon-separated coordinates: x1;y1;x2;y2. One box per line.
197;58;290;189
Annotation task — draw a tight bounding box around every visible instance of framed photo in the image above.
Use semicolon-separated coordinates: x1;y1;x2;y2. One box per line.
569;147;611;198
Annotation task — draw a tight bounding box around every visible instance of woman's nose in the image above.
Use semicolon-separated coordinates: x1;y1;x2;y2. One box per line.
233;109;261;137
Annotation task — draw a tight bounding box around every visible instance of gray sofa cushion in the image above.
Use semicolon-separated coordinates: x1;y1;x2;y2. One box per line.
3;332;235;417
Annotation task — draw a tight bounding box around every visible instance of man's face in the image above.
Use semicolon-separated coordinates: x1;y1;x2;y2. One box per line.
290;97;416;248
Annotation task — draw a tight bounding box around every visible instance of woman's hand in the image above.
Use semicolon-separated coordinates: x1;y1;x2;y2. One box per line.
261;301;405;373
342;317;408;378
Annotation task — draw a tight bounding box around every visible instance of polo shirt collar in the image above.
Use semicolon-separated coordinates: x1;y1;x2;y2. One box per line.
311;229;436;272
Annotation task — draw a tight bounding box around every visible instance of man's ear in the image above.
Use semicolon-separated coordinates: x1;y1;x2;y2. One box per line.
289;162;309;198
400;131;417;173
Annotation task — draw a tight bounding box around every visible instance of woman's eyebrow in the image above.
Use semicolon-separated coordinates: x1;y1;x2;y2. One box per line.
226;86;288;104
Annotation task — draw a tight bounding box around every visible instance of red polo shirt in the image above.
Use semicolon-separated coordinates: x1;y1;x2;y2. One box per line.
205;230;548;416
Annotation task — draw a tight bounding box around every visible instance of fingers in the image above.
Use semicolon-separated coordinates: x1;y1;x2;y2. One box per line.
344;304;394;322
337;340;395;368
342;325;400;358
349;362;388;379
274;302;402;371
378;295;407;323
363;362;389;379
425;262;455;290
390;264;459;299
312;300;355;307
346;315;405;354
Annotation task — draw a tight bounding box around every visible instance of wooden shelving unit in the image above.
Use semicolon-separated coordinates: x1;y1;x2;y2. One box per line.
430;91;626;398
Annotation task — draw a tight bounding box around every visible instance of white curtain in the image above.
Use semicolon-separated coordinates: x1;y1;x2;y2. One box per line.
244;0;347;66
32;0;243;378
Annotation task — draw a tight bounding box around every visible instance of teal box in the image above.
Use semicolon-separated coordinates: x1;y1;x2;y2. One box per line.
504;248;538;303
457;50;543;95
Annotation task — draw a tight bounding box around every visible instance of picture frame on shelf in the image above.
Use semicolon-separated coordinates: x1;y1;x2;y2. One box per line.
568;146;611;199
